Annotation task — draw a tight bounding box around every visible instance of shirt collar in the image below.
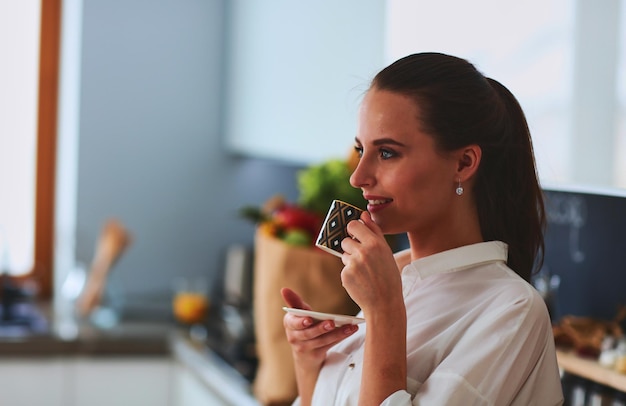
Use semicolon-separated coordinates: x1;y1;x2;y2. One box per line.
405;241;508;280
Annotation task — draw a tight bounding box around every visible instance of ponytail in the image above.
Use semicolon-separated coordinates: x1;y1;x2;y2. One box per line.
476;78;545;282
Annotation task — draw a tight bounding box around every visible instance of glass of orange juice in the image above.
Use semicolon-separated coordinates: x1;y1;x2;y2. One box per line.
172;277;210;327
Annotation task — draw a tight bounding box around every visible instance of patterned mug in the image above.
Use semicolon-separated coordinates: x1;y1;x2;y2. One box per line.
316;200;364;257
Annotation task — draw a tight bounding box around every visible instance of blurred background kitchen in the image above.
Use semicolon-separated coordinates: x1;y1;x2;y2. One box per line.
1;0;625;405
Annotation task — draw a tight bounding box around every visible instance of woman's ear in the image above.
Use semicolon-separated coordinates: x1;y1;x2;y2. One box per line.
455;144;481;181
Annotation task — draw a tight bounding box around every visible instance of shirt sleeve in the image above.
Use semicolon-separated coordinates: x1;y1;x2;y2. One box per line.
379;376;490;406
380;390;412;405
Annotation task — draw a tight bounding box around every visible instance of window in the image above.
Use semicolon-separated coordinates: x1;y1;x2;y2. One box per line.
617;4;626;186
0;0;60;297
0;1;40;276
386;0;625;190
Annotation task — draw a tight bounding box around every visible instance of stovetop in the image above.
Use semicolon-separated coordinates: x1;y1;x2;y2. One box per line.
202;303;258;382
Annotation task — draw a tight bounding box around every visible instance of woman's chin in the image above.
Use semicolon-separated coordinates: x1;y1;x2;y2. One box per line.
372;217;402;235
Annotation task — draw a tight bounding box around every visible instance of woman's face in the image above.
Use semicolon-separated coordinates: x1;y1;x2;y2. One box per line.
350;88;461;237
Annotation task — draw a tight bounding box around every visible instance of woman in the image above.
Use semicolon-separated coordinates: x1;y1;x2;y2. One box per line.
282;53;564;405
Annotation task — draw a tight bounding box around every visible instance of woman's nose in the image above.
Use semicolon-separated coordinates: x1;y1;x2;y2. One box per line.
350;157;372;188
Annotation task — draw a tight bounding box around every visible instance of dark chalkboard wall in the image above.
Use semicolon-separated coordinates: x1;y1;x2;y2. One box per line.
540;185;626;323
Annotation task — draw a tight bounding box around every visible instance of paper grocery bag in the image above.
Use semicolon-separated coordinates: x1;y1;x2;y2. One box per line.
252;230;359;405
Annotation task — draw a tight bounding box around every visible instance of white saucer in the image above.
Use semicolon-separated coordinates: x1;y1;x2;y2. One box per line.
282;307;365;326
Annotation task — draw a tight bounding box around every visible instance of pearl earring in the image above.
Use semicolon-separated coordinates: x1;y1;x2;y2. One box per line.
455;179;464;196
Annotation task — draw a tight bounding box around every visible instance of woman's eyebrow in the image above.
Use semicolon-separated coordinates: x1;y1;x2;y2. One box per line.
372;138;407;147
354;137;407;148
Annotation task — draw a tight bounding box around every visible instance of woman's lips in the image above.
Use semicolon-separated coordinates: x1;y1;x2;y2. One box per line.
366;198;392;213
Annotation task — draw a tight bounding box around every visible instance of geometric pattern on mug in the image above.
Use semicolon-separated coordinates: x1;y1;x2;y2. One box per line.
316;200;363;255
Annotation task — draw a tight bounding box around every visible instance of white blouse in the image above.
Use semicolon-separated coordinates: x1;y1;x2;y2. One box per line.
297;241;564;405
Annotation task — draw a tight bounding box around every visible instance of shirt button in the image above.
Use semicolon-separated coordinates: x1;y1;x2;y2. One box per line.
348;363;355;369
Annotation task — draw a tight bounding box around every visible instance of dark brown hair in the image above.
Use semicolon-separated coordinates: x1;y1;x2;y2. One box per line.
371;52;545;282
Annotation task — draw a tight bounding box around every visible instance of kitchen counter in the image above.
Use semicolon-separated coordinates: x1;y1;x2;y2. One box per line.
0;301;259;405
171;329;259;405
0;320;171;357
0;301;171;357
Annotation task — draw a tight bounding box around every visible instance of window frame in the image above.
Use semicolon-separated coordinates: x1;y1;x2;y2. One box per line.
17;0;62;299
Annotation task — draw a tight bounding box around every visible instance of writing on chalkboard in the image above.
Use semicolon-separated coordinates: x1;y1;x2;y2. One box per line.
545;193;586;263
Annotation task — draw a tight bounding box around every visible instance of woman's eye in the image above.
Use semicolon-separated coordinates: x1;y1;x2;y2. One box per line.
354;146;363;157
380;149;395;159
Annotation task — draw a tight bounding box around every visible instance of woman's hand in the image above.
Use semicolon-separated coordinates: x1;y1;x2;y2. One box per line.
281;288;359;404
281;288;358;370
340;211;404;315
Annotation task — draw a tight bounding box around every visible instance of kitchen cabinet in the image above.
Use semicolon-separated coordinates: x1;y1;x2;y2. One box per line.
0;358;70;406
172;363;226;406
71;357;172;406
223;0;385;164
0;357;172;406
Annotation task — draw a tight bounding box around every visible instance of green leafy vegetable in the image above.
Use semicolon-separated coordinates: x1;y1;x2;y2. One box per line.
297;159;366;216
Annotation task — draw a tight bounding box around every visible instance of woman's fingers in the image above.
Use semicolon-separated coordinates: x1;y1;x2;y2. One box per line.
281;287;312;311
285;320;359;352
291;327;359;357
284;315;333;333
